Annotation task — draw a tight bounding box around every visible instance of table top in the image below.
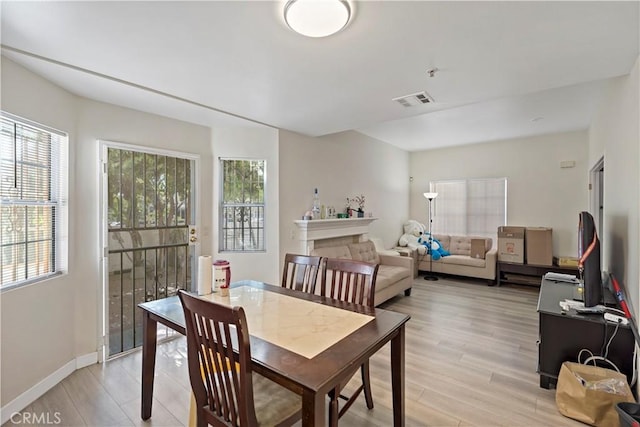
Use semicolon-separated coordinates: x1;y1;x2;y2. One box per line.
142;284;374;359
537;279;623;324
139;280;410;393
537;278;581;315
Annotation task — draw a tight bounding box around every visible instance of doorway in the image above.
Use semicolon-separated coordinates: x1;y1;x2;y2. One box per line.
590;156;604;264
101;142;198;357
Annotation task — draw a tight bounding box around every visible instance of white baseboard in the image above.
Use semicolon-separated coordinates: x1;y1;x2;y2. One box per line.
76;352;98;369
0;352;98;425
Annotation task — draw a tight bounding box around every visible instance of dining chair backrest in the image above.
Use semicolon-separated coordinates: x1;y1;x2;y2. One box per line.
321;258;378;308
178;290;256;427
281;253;323;294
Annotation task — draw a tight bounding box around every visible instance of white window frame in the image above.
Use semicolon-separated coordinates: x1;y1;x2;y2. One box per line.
219;158;266;252
430;177;507;246
0;111;68;291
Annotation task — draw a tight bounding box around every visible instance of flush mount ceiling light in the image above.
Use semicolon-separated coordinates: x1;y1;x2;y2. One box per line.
284;0;351;38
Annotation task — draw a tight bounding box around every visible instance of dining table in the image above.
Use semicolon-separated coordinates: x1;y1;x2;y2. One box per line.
138;280;410;426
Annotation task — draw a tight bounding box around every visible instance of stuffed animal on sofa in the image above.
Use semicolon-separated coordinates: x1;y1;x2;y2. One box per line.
397;219;428;255
418;233;450;260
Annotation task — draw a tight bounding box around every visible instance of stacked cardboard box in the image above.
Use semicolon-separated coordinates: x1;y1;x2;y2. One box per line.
498;226;554;266
498;226;525;263
526;227;553;266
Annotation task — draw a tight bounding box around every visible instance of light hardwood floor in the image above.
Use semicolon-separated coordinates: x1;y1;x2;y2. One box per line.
3;277;583;427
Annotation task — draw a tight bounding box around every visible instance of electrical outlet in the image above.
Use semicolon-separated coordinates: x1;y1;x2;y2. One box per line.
604;312;629;325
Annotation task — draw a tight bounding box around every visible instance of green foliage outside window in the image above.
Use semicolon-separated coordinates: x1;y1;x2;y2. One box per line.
220;159;265;252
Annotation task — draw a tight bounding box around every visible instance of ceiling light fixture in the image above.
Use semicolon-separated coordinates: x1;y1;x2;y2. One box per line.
284;0;351;38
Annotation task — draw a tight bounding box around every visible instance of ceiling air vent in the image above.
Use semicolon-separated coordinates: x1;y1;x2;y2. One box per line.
392;91;434;107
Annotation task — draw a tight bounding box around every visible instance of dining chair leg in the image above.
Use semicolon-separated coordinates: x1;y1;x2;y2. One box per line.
361;361;374;409
196;408;206;427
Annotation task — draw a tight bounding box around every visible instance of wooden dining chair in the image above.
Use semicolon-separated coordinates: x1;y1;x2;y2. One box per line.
178;291;301;427
281;253;323;294
320;258;379;426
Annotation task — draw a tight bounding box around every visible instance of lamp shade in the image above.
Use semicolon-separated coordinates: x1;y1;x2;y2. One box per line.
423;192;438;200
284;0;351;38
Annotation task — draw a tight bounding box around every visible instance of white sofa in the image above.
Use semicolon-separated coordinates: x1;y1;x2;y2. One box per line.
414;234;497;282
310;240;414;306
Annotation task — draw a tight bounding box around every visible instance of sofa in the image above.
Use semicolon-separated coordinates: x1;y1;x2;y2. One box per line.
310;240;414;306
413;234;497;282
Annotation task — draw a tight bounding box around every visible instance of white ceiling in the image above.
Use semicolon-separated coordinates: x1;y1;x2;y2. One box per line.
1;1;638;151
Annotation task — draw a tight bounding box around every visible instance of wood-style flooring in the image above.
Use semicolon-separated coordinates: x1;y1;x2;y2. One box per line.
3;277;583;426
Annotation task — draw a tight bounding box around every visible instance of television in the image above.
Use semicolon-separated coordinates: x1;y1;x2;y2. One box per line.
578;211;602;307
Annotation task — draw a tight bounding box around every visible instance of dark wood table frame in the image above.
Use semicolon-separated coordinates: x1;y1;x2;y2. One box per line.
139;280;410;426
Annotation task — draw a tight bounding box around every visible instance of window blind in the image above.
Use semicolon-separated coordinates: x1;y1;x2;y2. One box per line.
0;112;67;288
431;178;506;245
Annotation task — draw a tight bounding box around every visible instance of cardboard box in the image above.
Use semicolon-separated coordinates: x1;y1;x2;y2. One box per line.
526;227;553;266
498;226;525;263
470;239;486;259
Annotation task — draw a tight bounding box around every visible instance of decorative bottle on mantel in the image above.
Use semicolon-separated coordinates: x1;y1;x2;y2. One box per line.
312;188;320;219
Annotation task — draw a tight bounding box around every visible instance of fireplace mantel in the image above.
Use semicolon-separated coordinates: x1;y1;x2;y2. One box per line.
293;218;378;255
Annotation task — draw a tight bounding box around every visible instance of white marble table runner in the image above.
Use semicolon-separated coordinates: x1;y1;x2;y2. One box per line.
202;286;374;359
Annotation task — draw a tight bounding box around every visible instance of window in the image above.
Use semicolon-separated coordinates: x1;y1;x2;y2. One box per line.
430;178;506;245
0;112;67;290
220;159;265;252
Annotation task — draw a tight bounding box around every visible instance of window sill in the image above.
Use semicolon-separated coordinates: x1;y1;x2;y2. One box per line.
1;271;66;293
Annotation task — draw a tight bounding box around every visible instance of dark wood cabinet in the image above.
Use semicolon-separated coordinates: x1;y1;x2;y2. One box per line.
537;279;634;388
497;261;579;287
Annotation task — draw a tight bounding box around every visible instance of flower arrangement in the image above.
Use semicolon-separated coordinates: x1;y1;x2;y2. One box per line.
352;194;365;212
346;194;366;216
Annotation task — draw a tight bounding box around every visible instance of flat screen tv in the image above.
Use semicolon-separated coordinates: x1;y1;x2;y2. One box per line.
578;211;602;307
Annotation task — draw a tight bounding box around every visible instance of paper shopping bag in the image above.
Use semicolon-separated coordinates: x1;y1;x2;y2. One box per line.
556;362;635;427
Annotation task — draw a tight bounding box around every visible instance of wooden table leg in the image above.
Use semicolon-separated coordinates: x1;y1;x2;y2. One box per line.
391;325;405;427
539;374;552;389
141;312;158;420
301;389;325;427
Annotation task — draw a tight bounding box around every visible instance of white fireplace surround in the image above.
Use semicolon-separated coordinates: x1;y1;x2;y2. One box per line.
293;218;378;255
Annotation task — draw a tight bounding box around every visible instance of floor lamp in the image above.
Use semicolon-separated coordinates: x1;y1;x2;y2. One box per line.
423;192;438;281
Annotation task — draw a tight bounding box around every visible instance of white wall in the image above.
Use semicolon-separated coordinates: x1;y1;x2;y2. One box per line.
211;127;281;285
0;58;212;408
279;130;410;268
1;58;78;408
409;131;589;258
589;55;640;313
74;100;212;357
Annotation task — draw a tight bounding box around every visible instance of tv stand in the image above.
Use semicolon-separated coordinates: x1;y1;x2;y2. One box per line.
497;261;578;287
537;278;634;388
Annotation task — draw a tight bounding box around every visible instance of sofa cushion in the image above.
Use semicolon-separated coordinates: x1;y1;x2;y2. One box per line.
348;241;380;264
447;235;493;256
441;254;486;268
434;234;450;252
310;245;352;259
484;237;493;252
480;237;493;252
376;265;410;291
449;235;472;256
